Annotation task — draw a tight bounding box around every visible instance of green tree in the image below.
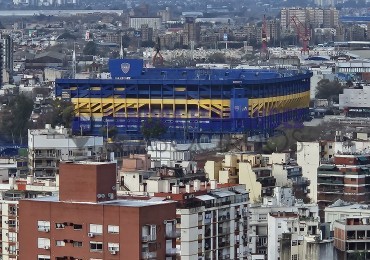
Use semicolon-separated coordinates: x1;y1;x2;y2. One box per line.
1;94;34;143
83;41;98;55
141;118;167;141
315;79;343;103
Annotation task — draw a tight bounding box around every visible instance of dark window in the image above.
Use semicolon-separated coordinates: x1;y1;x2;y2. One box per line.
73;224;82;230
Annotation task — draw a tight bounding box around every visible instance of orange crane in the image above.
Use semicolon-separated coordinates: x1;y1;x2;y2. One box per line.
290;15;310;54
153;36;164;67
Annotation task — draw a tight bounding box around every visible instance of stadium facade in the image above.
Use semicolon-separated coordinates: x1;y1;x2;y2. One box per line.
55;59;312;140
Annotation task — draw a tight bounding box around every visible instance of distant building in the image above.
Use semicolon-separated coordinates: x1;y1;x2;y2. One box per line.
129;16;162;30
19;161;177;259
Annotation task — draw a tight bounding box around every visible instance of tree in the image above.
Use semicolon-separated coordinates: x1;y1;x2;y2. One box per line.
141;118;167;141
33;99;74;129
83;41;98;55
0;94;34;143
207;53;226;63
315;79;343;103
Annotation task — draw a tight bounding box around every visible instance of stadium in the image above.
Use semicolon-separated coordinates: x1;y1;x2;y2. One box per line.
55;59;312;140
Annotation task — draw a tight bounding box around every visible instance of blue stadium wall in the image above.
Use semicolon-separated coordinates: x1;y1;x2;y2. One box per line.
55;59;312;140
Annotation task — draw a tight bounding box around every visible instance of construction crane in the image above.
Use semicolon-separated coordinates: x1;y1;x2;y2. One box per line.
290;15;310;54
152;36;164;67
260;14;269;60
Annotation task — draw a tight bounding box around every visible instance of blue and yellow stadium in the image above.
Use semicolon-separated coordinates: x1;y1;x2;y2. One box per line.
55;59;312;139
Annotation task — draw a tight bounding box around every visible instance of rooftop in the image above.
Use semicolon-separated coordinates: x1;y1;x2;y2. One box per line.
25;196;174;207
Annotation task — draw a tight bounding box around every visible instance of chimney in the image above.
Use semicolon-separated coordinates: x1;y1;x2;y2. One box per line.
172;185;180;194
185;184;191;193
193;180;200;191
210;179;217;190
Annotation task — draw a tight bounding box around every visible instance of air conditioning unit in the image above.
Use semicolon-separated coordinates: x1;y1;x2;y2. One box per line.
4;221;8;224
44;246;50;250
110;250;117;255
88;232;95;238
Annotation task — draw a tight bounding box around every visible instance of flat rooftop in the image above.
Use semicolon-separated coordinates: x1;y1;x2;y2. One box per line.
27;196;174;207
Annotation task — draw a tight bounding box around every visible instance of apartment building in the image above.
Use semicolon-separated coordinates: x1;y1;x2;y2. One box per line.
248;186;320;260
318;154;370;220
0;175;58;260
19;161;177;260
325;201;370;231
154;181;249;260
129;16;162;30
28;124;103;179
280;7;339;32
205;152;309;203
333;216;370;259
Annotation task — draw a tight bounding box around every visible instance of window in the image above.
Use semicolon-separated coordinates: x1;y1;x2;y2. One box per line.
108;225;119;234
8;219;16;228
89;224;103;234
55;223;65;229
90;242;103;251
55;240;65;247
37;221;51;232
37;238;50;249
278;223;281;228
292;254;298;260
73;241;83;247
8;232;16;242
37;255;50;260
74;224;83;230
9;245;16;254
108;242;119;251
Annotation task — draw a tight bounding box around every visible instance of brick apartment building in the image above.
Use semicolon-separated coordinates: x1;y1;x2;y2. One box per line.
334;216;370;259
317;154;370;220
19;161;177;260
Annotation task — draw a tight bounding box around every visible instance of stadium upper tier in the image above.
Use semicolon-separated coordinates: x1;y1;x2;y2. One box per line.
55;59;312;139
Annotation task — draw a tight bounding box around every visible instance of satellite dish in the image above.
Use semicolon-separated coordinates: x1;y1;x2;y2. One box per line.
97;194;102;198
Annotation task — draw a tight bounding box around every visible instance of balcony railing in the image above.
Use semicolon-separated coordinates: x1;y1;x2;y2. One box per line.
166;248;178;255
142;235;155;242
142;252;157;259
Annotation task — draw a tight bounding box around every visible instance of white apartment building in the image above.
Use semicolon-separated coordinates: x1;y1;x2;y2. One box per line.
0;175;58;260
28;124;103;179
325;201;370;230
339;84;370;109
129;17;162;30
165;183;249;260
249;187;320;260
147;141;191;167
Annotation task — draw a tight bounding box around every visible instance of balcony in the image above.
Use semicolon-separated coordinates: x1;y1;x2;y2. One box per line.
142;235;156;242
166;248;178;256
165;230;179;239
142;252;157;259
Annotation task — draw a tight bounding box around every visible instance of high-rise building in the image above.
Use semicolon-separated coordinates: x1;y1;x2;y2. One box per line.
0;34;13;85
281;7;339;33
0;40;3;86
19;161;177;259
183;17;200;45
